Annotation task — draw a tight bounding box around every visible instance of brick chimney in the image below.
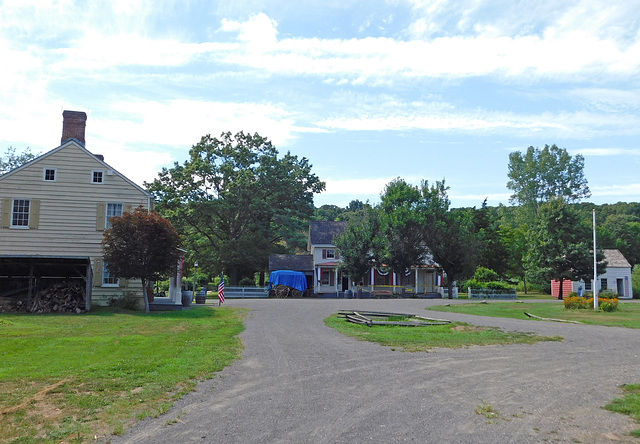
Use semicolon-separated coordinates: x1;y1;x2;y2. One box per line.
61;110;87;145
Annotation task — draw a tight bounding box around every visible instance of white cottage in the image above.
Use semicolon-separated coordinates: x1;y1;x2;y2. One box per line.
0;111;153;310
551;249;634;299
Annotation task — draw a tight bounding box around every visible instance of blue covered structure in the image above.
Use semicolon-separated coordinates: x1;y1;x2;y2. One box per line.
268;270;307;292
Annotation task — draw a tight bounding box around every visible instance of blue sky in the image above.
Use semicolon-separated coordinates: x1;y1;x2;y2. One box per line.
1;0;639;208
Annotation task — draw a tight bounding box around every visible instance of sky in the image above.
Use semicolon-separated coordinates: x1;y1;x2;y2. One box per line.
1;0;639;209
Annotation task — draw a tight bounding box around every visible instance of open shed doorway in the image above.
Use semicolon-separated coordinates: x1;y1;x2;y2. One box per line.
0;256;92;312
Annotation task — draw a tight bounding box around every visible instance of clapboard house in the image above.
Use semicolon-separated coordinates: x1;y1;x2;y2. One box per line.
0;111;153;310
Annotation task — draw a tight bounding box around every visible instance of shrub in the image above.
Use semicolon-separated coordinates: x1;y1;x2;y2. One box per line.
564;296;590;309
464;279;513;291
600;300;619;312
238;277;255;287
473;267;500;282
599;289;618;299
109;292;142;310
564;296;619;311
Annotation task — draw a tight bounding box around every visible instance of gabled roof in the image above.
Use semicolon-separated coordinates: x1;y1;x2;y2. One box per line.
269;254;314;272
309;221;348;246
0;139;150;197
603;249;631;269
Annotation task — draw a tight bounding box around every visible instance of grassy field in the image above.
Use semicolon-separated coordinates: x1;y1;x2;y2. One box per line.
0;306;245;443
427;300;640;329
323;314;561;352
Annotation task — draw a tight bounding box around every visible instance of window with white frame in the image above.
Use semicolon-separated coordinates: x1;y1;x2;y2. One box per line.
43;168;56;181
584;280;592;291
102;262;119;286
11;199;30;227
106;203;123;229
321;269;334;286
322;249;339;259
92;170;104;184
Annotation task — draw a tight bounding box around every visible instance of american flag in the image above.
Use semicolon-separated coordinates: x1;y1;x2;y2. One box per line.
218;275;225;304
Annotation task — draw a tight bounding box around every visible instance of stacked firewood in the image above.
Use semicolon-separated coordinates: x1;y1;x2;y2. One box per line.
29;282;86;313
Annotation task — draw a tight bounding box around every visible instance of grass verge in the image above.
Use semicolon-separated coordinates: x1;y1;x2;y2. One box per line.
428;301;640;328
0;306;245;443
323;314;561;352
605;384;640;437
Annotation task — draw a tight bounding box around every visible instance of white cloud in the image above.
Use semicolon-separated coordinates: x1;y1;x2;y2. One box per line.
578;148;640;157
95;99;304;148
316;101;640;139
591;183;640;197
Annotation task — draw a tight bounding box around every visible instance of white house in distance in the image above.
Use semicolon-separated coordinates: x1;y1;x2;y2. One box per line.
551;249;634;299
306;220;447;297
0;111;153;310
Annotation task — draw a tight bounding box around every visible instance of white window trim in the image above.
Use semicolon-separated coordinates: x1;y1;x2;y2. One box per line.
105;202;124;229
91;170;105;184
102;263;120;287
10;198;30;229
43;167;57;182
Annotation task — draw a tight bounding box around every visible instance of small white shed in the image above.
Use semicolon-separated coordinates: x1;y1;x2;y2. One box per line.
552;249;634;299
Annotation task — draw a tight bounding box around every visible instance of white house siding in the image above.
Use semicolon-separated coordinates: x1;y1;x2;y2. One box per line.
312;244;340;294
599;267;633;299
0;141;150;306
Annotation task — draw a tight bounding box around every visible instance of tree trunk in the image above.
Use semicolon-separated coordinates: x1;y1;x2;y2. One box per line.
558;278;564;300
259;271;265;287
142;278;150;313
230;265;238;285
522;274;528;294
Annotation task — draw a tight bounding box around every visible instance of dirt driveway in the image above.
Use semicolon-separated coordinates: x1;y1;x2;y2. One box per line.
107;299;640;443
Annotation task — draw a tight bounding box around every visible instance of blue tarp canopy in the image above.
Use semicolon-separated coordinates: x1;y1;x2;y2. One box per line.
268;270;307;292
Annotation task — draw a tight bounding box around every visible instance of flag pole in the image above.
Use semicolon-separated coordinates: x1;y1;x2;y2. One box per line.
593;209;598;310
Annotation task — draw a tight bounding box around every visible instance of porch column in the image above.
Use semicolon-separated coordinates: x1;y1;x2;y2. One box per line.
415;268;419;294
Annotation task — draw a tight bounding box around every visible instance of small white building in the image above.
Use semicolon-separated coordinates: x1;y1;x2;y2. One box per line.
551;249;634;299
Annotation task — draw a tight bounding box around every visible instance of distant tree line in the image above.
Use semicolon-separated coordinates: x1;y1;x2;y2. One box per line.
5;141;639;295
331;145;638;298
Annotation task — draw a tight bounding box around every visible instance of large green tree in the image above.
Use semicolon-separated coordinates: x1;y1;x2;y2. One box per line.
377;178;426;275
472;200;510;277
335;205;380;285
598;213;640;267
525;197;604;299
419;180;479;299
146;132;325;284
102;208;182;312
507;144;590;212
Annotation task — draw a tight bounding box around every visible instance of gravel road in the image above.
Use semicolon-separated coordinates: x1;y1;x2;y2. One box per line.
107;299;640;444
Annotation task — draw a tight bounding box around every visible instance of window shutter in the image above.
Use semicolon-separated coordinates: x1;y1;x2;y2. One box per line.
29;200;40;229
322;249;327;259
1;198;10;228
94;258;103;286
96;203;106;231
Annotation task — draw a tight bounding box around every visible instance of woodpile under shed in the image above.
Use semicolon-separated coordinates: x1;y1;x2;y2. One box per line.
0;281;86;314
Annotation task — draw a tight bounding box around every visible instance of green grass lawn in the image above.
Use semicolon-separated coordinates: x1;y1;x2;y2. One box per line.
428;300;640;329
0;306;245;443
324;314;561;352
